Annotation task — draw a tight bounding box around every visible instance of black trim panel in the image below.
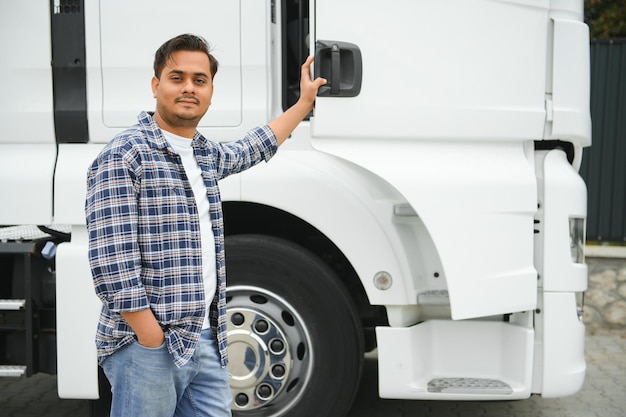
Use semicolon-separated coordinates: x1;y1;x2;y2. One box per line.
50;0;88;143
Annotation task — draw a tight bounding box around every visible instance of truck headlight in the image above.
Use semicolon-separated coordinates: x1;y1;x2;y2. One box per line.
569;217;585;264
576;292;584;321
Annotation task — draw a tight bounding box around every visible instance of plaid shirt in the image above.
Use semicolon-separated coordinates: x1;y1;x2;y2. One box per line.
85;111;277;368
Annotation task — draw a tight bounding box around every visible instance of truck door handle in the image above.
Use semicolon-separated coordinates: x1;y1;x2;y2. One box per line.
315;40;362;97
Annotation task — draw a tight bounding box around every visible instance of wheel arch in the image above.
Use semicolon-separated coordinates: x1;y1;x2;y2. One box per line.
233;151;425;307
223;201;387;351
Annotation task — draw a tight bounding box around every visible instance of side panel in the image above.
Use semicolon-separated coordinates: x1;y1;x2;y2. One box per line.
545;19;592;146
0;0;56;224
312;0;549;141
0;0;55;145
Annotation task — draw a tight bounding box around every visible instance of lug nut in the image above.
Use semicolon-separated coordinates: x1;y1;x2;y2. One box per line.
231;312;245;326
254;319;269;333
257;383;273;399
235;393;248;406
272;364;286;378
270;339;284;353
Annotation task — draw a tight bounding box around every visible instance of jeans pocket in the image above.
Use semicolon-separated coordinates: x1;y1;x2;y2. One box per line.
135;340;167;351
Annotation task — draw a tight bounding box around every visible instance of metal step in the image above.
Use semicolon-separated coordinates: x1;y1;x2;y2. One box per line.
0;299;26;310
427;378;513;395
0;224;71;242
0;365;27;377
417;289;450;305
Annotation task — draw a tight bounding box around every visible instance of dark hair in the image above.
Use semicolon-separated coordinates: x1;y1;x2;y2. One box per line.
153;34;219;79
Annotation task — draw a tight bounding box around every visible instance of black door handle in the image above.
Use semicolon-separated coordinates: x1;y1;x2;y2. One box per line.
315;40;362;97
331;43;341;95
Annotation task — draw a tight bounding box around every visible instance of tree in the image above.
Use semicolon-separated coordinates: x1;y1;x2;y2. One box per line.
585;0;626;38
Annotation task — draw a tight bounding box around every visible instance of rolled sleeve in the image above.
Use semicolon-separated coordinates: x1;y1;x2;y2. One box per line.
86;152;149;313
250;124;279;163
214;125;278;179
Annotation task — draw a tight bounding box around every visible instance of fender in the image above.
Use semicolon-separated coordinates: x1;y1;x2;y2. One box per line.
234;134;444;308
55;225;101;399
311;136;539;320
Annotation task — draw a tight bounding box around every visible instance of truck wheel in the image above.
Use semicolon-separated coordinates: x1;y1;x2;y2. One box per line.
225;234;364;417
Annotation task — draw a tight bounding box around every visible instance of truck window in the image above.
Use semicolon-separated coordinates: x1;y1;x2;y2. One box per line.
281;0;309;112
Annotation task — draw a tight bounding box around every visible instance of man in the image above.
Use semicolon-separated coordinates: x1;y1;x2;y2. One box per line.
85;34;326;417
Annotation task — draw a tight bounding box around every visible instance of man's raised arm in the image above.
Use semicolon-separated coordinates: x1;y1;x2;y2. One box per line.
268;56;327;145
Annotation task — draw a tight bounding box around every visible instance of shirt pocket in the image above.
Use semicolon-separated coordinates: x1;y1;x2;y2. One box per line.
140;185;189;228
138;185;190;262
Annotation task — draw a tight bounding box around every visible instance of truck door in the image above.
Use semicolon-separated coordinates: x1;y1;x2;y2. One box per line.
88;0;244;142
311;0;547;319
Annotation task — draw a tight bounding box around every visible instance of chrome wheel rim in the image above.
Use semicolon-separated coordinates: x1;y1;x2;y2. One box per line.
226;285;313;415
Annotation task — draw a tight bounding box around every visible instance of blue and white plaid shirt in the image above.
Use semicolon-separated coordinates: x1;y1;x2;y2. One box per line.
85;111;278;368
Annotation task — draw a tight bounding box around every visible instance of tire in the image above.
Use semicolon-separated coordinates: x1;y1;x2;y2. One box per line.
225;234;364;417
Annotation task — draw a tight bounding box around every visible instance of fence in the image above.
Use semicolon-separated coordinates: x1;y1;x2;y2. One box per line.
580;39;626;243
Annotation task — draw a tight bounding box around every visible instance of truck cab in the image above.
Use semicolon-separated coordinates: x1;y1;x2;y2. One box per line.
0;1;590;416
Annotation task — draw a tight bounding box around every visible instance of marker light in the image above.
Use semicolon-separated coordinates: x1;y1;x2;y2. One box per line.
374;271;392;290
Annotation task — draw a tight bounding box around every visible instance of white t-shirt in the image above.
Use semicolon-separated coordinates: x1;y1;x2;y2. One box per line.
163;130;216;330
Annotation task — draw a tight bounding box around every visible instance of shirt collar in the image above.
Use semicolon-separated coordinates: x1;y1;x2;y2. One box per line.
137;111;206;151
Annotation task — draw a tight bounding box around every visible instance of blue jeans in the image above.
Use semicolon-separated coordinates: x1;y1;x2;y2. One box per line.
102;329;232;417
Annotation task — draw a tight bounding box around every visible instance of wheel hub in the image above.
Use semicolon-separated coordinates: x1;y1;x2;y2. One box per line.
227;307;292;410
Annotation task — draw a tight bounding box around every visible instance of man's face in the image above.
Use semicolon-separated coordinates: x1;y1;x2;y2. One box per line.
151;50;214;136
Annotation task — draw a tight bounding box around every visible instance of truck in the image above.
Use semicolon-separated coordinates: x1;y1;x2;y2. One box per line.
0;0;591;416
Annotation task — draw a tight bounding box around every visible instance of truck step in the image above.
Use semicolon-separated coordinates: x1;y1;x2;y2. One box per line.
0;299;26;310
0;365;27;377
0;224;70;241
427;378;513;395
417;289;449;305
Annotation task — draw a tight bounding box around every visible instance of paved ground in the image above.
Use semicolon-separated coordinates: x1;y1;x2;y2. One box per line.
1;328;624;417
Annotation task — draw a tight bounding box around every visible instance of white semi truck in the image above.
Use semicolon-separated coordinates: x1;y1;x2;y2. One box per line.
0;0;591;416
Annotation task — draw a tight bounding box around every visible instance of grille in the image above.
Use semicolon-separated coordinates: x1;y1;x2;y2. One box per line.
54;0;81;14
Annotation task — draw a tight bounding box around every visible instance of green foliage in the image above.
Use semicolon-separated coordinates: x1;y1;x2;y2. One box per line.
585;0;626;38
